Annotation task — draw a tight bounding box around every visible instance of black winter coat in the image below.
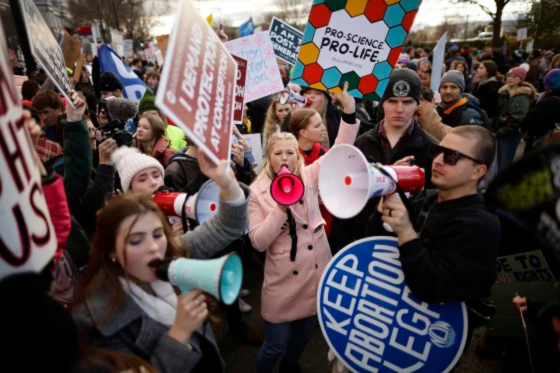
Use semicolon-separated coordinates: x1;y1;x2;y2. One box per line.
521;91;560;152
436;94;489;128
366;190;501;303
330;121;438;252
325;103;343;148
472;78;504;120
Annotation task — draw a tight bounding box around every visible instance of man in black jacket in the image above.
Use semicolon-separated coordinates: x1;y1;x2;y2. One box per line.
366;125;500;346
331;69;438;252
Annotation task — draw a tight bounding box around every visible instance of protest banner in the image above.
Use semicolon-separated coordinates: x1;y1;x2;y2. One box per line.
156;0;238;164
13;75;28;97
18;0;73;106
318;237;467;373
292;0;421;100
124;39;134;58
110;29;125;57
269;17;304;66
431;32;447;98
0;22;57;279
225;32;284;103
491;251;560;338
145;47;156;64
58;28;83;70
232;55;248;124
517;28;528;41
156;35;170;58
98;44;149;103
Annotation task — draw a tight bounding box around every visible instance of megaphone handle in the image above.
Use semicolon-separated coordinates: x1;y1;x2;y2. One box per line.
383;222;394;233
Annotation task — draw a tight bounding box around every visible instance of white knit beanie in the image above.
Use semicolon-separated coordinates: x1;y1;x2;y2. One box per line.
111;147;164;192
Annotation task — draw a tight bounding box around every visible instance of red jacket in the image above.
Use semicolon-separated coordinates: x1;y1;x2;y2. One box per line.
42;174;71;262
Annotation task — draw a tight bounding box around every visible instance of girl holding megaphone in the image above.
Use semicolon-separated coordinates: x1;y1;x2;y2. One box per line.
74;147;249;373
248;82;360;373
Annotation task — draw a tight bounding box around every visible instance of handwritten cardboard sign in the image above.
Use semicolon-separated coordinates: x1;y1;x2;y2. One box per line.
156;0;237;164
232;55;248;124
269;17;303;66
58;28;83;70
292;0;421;100
491;250;560;338
0;22;57;280
19;0;73;106
225;31;284;103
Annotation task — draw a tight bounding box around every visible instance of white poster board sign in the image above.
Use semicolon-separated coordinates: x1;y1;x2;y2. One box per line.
517;28;528;41
0;23;57;279
242;134;263;174
225;32;284;103
431;32;447;96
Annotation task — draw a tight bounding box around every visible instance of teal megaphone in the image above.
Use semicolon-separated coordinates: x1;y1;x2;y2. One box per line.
153;254;243;305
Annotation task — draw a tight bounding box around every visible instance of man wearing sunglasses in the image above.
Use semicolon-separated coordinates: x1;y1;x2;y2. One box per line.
366;125;500;349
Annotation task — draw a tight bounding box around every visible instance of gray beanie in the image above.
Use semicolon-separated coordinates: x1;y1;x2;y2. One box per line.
440;70;465;92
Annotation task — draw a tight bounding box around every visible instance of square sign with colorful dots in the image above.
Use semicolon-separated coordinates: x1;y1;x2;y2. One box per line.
292;0;421;101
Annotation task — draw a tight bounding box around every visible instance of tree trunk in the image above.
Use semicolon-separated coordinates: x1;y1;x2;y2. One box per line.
492;1;504;47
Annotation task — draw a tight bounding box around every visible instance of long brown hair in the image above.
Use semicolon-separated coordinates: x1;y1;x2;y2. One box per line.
481;60;499;79
263;97;284;150
136;114;168;155
306;88;330;148
79;194;182;322
289;109;318;140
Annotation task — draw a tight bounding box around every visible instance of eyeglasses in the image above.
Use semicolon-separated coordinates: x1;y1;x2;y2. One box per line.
429;144;483;166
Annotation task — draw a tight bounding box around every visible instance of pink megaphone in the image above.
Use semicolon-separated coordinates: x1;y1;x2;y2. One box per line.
280;87;313;107
270;165;305;206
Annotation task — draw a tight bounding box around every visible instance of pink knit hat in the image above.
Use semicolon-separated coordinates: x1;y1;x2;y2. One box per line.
508;67;527;81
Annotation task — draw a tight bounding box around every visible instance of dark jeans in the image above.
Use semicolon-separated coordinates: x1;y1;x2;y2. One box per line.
497;134;521;172
254;315;317;373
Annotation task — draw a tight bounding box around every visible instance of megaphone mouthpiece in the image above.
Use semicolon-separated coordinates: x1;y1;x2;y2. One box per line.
151;258;172;281
270;166;305;206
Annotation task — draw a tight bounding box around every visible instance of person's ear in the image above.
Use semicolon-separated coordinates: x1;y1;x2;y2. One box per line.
472;164;487;181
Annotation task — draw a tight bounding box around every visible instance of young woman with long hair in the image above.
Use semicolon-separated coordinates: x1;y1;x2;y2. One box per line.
135;114;175;167
73;156;249;373
473;60;504;119
288;109;334;238
262;97;292;153
301;87;343;149
248;83;359;373
450;59;472;93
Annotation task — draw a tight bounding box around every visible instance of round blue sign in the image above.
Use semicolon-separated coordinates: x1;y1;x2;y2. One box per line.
318;237;468;373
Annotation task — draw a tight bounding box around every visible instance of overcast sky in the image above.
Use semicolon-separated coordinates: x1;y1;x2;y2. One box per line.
152;0;526;36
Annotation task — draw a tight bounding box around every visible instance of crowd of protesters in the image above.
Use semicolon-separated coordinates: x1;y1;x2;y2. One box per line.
4;19;560;373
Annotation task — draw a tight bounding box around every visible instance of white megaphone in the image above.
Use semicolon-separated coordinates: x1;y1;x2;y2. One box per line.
153;179;220;224
280;87;313;107
318;144;425;219
270;165;305;206
152;253;243;305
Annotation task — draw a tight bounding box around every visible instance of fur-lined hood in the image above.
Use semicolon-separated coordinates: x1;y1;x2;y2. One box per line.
498;82;538;101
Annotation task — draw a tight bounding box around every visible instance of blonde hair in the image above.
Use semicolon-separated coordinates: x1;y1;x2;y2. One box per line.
135;114;167;155
263;97;283;151
258;132;305;180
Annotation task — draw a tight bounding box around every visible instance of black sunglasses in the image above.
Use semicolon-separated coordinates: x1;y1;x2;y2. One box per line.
429;144;483;166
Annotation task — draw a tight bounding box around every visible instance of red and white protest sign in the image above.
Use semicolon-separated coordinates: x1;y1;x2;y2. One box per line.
232;55;248;124
18;0;73;107
0;23;57;280
156;0;237;164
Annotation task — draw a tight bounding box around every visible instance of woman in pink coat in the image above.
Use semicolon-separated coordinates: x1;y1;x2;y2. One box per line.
248;83;359;373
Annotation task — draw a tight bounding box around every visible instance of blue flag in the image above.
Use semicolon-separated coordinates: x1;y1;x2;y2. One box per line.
97;44;149;103
239;18;255;37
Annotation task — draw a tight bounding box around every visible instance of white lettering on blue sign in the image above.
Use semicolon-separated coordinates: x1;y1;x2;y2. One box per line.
318;237;467;373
